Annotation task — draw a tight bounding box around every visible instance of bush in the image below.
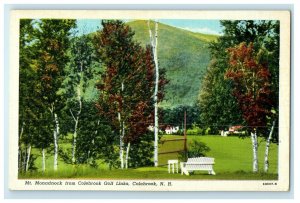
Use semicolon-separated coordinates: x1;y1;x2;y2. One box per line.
186;124;204;135
205;127;211;135
128;132;154;168
179;140;210;161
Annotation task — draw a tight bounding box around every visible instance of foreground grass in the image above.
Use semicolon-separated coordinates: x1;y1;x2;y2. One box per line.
20;135;278;180
19;165;277;180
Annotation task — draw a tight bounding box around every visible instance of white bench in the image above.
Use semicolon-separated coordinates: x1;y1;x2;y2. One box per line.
180;157;216;175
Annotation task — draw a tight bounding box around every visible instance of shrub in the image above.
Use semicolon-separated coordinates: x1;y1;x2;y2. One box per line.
179;140;210;161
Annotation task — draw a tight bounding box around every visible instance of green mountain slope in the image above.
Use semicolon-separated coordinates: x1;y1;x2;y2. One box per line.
127;20;217;108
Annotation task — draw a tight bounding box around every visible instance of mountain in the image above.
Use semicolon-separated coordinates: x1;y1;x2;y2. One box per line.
127;20;218;108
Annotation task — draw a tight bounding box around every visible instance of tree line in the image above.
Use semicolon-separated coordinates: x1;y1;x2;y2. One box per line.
19;19;166;172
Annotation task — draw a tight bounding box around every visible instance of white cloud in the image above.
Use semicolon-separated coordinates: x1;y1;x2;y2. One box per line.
179;26;222;35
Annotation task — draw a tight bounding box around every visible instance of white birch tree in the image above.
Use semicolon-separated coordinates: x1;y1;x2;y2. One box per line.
67;35;90;164
148;20;159;167
264;120;276;172
226;42;274;173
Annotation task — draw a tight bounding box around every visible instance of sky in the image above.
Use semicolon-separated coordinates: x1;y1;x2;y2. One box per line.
76;19;223;35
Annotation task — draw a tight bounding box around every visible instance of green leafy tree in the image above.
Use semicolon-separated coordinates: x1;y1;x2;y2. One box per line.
62;33;102;164
74;102;118;168
19;19;52;172
35;19;76;171
19;19;35;172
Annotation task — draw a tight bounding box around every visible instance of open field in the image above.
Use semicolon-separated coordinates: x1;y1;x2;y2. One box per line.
159;135;278;174
19;135;278;180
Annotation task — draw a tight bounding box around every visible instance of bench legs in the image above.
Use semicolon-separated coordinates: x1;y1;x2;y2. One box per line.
209;170;216;175
182;168;189;176
181;169;216;176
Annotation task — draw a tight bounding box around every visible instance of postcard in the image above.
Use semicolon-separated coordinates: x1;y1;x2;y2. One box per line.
9;10;290;191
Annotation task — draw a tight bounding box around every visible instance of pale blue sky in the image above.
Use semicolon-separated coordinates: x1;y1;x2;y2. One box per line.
76;19;223;36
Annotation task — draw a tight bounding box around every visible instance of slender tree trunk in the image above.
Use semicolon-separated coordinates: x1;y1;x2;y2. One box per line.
71;72;83;164
53;113;59;171
118;82;125;169
250;131;259;172
148;20;159;167
71;120;78;164
71;108;80;164
42;148;46;172
264;120;276;172
18;122;25;172
125;142;131;169
25;144;31;172
23;148;27;171
118;112;124;169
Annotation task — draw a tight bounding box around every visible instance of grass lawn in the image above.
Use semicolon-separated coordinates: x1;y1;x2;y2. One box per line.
19;135;278;180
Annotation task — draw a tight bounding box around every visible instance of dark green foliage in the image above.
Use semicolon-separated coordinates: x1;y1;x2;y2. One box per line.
161;104;200;129
127;132;154;168
76;103;118;167
198;58;243;134
19;19;76;171
63;33;102;101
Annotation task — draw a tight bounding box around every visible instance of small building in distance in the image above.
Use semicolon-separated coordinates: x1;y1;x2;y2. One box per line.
165;126;179;134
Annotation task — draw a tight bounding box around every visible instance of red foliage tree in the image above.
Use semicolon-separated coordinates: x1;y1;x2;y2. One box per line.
225;42;273;130
94;20;167;168
225;42;273;172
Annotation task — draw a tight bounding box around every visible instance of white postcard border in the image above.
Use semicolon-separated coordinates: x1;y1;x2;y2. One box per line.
9;10;291;191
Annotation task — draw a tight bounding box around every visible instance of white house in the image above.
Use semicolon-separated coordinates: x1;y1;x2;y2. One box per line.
165;126;179;134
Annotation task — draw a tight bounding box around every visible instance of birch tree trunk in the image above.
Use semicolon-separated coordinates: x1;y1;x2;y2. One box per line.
25;144;31;172
118;112;124;169
71;70;83;164
148;20;159;167
53;113;59;171
250;131;259;172
117;82;126;169
264;120;276;172
42;148;46;172
71;117;78;164
18;122;25;172
125;142;131;169
23;148;27;171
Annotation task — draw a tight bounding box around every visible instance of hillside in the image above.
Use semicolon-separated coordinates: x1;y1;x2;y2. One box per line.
127;20;218;108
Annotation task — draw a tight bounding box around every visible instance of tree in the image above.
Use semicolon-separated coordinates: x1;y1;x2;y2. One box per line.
148;20;159;166
75;102;118;168
19;19;35;172
198;58;243;133
19;19;52;172
63;33;99;164
94;20;166;168
225;42;273;172
198;20;280;172
198;20;279;134
35;19;76;171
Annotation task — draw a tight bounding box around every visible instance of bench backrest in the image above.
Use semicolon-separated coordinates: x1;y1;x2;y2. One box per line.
187;157;214;164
